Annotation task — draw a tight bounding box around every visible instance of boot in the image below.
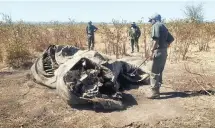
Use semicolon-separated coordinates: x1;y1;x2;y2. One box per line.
148;87;160;99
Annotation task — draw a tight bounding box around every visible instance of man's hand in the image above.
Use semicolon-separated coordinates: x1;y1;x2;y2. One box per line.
149;39;158;60
94;29;97;32
149;49;154;60
94;27;98;32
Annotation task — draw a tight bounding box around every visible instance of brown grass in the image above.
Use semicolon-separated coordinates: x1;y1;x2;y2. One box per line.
1;14;215;128
0;14;215;68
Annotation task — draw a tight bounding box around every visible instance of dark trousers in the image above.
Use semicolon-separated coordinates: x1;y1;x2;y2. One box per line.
150;48;167;88
88;35;95;50
130;37;139;52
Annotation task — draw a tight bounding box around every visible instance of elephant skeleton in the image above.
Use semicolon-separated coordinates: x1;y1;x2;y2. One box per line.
31;45;150;110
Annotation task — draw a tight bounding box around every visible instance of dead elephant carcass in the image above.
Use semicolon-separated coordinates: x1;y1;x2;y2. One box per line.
31;45;150;110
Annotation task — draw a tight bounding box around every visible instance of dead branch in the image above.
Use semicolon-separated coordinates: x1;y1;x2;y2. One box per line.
194;78;212;96
184;63;214;95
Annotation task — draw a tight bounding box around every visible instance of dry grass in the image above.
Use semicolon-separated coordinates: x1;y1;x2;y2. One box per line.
1;13;215;128
0;14;215;68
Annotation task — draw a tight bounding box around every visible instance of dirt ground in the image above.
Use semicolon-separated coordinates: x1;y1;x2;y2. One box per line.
0;44;215;128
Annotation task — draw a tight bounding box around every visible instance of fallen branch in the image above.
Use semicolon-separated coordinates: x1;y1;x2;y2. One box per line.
184;63;214;95
194;78;212;96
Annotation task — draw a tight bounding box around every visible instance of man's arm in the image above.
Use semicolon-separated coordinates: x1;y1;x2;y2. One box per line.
149;24;160;60
151;39;158;51
151;24;160;48
93;26;98;32
149;39;158;60
137;27;141;38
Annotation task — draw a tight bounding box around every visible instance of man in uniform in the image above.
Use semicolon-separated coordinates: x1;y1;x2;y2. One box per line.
148;14;170;99
129;22;141;53
86;21;98;50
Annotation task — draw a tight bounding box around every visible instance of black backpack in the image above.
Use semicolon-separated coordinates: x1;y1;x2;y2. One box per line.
166;32;174;45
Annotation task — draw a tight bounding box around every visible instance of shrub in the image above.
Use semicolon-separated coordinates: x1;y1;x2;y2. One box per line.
5;23;32;68
99;19;129;58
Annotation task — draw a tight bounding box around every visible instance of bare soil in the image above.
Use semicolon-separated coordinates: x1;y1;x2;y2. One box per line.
0;45;215;128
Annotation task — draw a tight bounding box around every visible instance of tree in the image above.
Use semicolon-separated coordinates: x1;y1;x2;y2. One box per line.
183;3;204;23
0;13;12;24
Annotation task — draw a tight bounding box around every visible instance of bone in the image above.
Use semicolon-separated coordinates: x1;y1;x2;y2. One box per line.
45;69;53;72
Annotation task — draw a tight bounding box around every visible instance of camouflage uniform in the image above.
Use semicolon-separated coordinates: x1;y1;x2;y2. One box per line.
129;23;141;53
148;14;169;99
86;21;98;50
